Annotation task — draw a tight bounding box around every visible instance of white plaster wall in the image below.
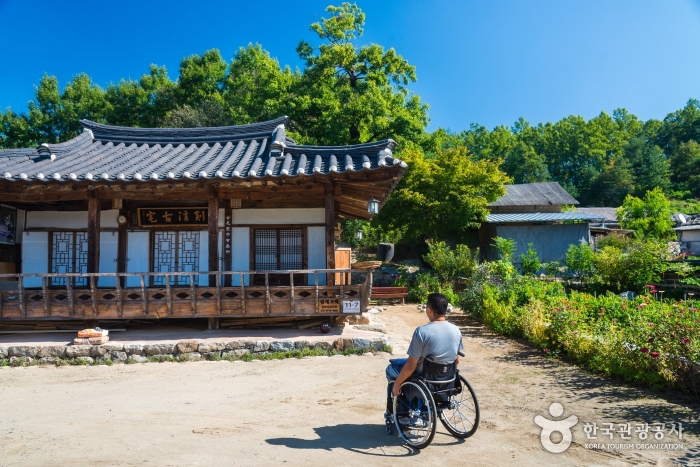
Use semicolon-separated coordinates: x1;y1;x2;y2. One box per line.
307;226;326;285
231;227;250;286
26;211;87;229
231;208;325;225
98;231;118;287
101;210;119;228
25;210;120;229
679;230;700;242
22;231;48;287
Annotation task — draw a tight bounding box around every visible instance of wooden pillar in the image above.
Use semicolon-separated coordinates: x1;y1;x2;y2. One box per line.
208;186;220;281
223;201;233;287
87;191;101;274
325;183;335;285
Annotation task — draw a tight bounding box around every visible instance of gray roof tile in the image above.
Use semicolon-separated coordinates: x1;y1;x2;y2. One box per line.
0;117;401;183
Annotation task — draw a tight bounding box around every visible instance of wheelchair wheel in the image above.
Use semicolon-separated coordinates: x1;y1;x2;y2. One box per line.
392;379;437;449
438;374;480;438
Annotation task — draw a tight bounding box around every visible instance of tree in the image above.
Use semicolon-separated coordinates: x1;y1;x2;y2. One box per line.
224;44;297;125
292;3;428;145
376;145;509;244
617;187;674;239
584;155;634;206
669;140;700;198
623;135;670;197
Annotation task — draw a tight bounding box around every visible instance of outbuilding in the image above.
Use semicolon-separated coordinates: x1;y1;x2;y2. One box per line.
479;182;603;264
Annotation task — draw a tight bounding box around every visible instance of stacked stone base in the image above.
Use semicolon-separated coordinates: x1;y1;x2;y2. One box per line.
0;336;389;367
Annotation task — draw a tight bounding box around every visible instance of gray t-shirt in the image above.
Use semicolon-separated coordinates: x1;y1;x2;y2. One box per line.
407;320;464;373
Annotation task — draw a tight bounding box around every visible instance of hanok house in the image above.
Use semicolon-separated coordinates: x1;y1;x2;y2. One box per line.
478;182;603;264
0;117;405;326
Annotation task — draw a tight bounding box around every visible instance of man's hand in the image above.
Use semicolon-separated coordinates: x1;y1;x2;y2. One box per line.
391;356;419;397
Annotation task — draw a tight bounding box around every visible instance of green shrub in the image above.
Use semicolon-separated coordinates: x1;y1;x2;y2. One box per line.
408;271;459;304
423;241;478;281
519;243;541;276
564;242;595;280
492;236;516;262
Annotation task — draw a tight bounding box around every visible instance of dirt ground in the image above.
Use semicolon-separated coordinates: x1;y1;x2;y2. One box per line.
0;305;698;466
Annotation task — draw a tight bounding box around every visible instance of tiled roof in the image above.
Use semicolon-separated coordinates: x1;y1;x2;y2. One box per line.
486;212;604;223
0;117;403;183
489;182;579;207
577;207;618;223
673;213;700;227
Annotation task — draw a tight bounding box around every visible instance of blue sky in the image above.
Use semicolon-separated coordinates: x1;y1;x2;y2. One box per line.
1;0;699;132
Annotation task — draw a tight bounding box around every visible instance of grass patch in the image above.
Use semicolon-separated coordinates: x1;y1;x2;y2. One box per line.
103;357;114;366
0;359;8;367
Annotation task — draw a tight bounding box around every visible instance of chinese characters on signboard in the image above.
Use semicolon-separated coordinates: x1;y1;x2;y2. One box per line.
137;208;208;226
319;298;340;313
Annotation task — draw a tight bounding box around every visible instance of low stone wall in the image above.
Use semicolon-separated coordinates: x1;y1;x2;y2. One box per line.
0;336;389;367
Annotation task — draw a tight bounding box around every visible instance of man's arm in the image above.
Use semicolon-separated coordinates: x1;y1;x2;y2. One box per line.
391;356;419;396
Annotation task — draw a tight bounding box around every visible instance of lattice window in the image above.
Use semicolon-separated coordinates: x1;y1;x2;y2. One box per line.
152;231;200;286
50;231;88;287
254;229;303;270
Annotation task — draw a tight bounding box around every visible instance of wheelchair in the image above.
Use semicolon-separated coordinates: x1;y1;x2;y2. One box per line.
384;352;480;449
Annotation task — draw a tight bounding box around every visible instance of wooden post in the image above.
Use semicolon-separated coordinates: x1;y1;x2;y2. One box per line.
325;183;335;286
208;186;219;286
224;202;233;287
87;191;101;275
117;208;128;288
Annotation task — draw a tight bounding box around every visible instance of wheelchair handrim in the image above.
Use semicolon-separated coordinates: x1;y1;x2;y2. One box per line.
393;381;435;447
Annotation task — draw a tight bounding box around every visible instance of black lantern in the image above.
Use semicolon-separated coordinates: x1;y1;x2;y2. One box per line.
368;197;379;215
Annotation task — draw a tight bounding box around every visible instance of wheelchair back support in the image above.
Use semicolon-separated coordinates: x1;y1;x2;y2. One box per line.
420;360;458;403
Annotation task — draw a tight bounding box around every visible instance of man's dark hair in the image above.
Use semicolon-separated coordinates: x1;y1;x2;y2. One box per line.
426;293;449;315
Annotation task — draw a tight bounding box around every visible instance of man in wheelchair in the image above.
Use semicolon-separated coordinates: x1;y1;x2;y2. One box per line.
385;292;463;413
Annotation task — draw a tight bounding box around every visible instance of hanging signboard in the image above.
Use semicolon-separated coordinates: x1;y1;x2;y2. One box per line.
137;208;208;227
0;205;17;245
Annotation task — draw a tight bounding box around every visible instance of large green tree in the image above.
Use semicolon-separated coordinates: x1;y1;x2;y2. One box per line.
292;2;428;145
377;144;509;243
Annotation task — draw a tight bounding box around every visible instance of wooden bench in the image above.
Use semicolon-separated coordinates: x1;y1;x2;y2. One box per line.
370;287;408;304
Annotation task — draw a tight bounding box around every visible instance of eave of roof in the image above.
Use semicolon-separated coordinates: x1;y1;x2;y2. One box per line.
486;212;605;223
0;118;404;184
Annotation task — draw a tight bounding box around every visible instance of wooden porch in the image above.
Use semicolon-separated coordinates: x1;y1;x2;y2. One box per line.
0;269;371;320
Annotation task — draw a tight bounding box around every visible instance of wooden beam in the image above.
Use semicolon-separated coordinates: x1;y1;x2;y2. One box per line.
325;183;335;285
208;186;220;284
87;191;101;274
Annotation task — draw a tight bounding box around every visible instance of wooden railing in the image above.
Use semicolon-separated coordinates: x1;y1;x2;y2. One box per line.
0;269;372;320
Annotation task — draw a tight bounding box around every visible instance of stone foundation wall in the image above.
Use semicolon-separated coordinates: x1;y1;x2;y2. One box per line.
0;337;389;367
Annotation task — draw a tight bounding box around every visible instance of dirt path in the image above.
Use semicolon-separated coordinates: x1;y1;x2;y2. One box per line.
0;305;698;466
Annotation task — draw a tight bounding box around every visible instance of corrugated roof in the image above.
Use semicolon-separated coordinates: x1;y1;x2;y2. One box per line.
486;212;605;223
0;117;403;183
577;207;618;223
674;225;700;231
489;182;579;207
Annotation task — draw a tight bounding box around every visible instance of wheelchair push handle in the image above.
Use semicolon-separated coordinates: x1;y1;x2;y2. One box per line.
458;351;465;357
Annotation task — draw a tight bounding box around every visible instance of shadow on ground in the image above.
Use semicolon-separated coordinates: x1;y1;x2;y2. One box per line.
266;423;464;456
